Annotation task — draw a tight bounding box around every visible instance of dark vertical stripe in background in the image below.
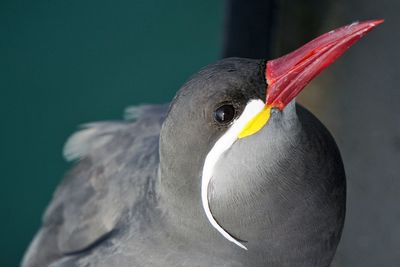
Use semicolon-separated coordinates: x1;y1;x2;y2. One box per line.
222;0;277;59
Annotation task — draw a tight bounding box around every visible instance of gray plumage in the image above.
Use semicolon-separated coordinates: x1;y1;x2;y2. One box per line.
22;58;345;267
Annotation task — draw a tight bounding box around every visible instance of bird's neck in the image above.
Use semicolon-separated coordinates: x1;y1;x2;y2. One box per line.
157;147;219;243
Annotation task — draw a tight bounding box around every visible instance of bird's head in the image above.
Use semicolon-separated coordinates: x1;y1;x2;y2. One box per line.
159;20;382;262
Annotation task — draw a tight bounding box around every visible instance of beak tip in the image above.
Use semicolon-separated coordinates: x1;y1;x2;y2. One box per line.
265;19;384;109
370;19;385;25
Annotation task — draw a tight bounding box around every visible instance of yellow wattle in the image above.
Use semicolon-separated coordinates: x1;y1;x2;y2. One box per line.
238;105;272;139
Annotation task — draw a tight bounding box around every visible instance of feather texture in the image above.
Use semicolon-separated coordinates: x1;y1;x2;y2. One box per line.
22;104;168;267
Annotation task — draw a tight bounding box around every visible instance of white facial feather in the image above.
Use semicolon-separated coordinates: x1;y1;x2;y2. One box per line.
201;99;265;250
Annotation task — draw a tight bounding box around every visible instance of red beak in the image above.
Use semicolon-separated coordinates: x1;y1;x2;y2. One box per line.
266;19;384;110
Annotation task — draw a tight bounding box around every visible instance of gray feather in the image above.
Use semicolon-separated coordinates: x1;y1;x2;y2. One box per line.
124;104;170;121
22;104;168;267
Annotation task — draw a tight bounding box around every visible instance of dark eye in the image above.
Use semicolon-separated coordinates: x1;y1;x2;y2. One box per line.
214;104;236;124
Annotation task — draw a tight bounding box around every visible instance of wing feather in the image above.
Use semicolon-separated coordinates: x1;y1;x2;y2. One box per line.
22;104;168;267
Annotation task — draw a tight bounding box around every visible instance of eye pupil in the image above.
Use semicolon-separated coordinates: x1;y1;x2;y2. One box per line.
214;104;235;124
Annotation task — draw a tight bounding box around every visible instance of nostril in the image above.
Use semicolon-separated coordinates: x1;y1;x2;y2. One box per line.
270;107;281;116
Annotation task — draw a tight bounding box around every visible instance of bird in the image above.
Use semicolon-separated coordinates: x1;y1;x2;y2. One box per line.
22;20;382;267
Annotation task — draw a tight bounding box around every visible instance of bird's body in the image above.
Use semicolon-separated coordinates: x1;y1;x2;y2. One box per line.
23;59;344;267
22;21;382;267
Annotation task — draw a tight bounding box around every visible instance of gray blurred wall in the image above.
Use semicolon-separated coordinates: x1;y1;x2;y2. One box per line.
322;1;400;266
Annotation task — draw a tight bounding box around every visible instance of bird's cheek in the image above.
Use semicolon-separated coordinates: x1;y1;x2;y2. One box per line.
209;143;266;202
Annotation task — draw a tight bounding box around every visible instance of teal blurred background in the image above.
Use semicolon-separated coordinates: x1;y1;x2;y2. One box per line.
0;1;223;266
